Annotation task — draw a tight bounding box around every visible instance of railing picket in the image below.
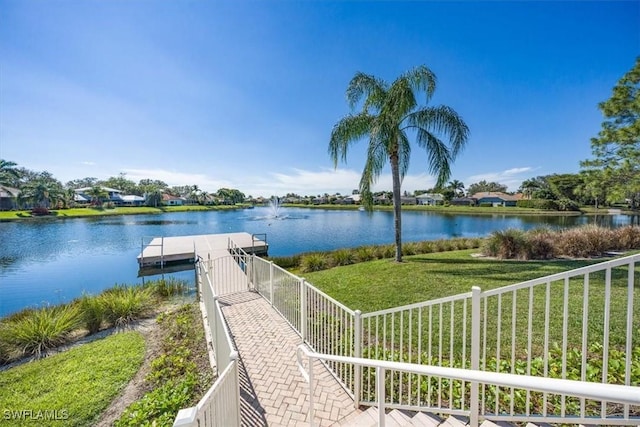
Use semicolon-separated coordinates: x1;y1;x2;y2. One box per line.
624;261;635;419
602;266;612;417
580;273;590;419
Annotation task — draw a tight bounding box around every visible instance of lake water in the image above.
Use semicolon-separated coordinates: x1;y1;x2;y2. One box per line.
0;207;637;318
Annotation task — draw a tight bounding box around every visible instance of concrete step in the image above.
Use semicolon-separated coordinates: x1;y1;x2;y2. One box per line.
339;407;528;427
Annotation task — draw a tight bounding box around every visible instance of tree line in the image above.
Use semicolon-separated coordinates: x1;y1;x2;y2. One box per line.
0;166;247;209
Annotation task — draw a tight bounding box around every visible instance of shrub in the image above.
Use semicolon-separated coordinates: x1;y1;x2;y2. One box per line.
331;248;355;267
30;207;50;216
100;286;155;328
614;225;640;250
483;229;529;259
402;242;419;256
416;241;434;254
146;277;189;298
78;294;105;334
268;255;300;269
300;253;328;273
354;246;376;262
525;228;557;260
0;304;81;359
558;225;615;258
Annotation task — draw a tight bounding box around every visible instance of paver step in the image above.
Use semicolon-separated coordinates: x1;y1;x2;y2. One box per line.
338;407;531;427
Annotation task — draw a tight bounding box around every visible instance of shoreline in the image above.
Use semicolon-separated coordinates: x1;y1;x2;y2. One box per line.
0;203;636;222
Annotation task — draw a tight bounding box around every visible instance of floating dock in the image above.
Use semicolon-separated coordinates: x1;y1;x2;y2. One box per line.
137;232;268;268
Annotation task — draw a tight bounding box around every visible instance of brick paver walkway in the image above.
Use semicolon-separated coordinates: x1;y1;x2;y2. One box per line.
219;292;360;426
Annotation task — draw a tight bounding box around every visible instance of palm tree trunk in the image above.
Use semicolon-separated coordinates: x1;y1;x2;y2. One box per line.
390;153;403;262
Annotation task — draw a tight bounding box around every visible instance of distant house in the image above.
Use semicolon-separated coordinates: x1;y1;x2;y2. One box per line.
416;193;443;206
450;197;476;206
162;194;185;206
121;195;146;206
75;187;124;205
0;186;19;210
342;194;362;205
401;196;417;205
471;192;522;207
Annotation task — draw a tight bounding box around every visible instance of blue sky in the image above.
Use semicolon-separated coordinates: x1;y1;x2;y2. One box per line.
1;1;638;197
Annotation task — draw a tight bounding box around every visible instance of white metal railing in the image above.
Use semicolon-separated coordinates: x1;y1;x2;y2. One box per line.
360;290;476;415
251;255;359;397
173;256;241;427
178;247;639;426
353;253;639;424
296;344;640;427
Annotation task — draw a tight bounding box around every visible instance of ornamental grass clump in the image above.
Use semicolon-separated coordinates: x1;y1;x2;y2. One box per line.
558;225;615;258
482;229;530;260
614;225;640;250
0;304;81;359
354;246;376;262
300;253;328;273
78;293;105;334
145;277;189;298
100;285;154;329
331;248;355;267
525;228;557;260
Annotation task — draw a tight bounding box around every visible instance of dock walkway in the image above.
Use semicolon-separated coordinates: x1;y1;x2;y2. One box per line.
219;292;359;426
137;232;267;267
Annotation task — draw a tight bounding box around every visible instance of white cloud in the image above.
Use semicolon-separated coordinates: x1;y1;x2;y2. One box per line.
235;168;439;197
115;167;444;198
122;168;234;191
465;167;537;191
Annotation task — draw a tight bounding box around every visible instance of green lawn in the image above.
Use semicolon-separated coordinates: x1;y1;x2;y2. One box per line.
0;204;246;220
303;249;597;312
0;331;145;427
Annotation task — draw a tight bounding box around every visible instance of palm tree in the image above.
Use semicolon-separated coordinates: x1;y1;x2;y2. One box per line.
87;185;108;206
448;179;465;197
0;159;20;189
330;65;469;262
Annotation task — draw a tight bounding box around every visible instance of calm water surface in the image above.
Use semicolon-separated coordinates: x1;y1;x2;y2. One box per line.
0;207;637;317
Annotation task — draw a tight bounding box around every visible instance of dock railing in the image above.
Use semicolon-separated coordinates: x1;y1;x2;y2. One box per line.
173;256;241;427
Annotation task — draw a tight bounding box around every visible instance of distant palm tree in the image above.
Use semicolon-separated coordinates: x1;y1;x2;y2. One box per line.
330;65;469;262
87;186;109;206
448;179;465;197
20;180;61;209
0;159;20;189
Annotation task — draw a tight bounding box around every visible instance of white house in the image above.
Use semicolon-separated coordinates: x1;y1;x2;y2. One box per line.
416;193;444;206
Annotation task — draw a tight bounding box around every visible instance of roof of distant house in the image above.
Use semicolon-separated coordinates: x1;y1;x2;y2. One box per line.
162;194;185;201
471;192;522;201
75;186;122;193
0;185;20;198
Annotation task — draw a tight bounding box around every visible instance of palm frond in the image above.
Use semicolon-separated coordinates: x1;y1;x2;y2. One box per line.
416;130;453;188
397;131;411;179
400;65;437;103
383;78;417;123
346;72;387;111
407;105;469;158
329;113;375;166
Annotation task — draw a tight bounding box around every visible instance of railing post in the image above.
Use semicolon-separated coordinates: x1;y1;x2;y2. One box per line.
470;286;482;427
300;278;307;342
354;309;362;408
173;407;197;426
308;352;315;427
377;366;386;427
231;351;241;426
269;261;274;305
